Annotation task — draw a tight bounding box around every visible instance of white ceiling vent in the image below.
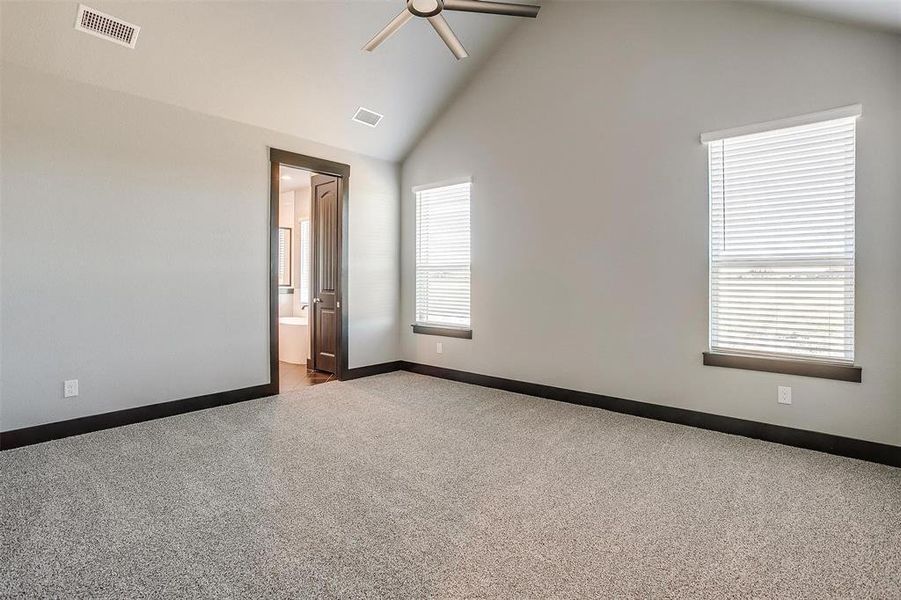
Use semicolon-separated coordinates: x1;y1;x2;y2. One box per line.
352;107;383;128
74;5;141;49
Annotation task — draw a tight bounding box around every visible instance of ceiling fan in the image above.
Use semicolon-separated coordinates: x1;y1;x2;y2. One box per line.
364;0;540;60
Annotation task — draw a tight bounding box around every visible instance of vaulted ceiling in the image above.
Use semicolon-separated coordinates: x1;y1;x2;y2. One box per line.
760;0;901;33
2;1;897;162
0;1;525;161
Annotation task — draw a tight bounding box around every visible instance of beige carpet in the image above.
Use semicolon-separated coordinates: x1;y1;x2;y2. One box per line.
1;372;899;598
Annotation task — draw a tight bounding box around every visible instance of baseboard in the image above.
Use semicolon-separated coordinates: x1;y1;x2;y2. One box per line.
5;362;896;467
343;361;405;381
2;359;405;450
399;362;900;468
0;383;277;451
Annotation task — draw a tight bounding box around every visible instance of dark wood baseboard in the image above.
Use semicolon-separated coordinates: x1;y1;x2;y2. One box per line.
1;359;403;450
0;383;277;451
4;362;896;468
343;361;405;380
0;361;402;451
398;362;899;468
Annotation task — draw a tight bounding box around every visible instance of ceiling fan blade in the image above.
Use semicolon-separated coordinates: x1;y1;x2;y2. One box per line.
443;0;540;18
427;14;469;60
363;9;414;52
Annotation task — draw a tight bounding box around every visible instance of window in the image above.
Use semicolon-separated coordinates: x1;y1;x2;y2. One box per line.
704;106;859;370
278;227;291;287
299;219;311;304
414;179;471;335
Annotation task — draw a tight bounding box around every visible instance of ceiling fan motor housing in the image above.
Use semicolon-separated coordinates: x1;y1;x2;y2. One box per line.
407;0;444;18
365;0;540;60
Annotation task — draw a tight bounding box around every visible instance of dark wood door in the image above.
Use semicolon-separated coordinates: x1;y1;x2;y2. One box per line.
310;175;339;374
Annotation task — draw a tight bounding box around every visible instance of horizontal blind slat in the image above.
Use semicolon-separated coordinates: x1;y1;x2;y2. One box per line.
709;116;855;364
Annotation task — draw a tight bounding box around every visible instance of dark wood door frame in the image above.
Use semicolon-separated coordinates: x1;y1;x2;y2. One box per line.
269;148;350;385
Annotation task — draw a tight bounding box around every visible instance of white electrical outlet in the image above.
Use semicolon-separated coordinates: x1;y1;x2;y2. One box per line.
436;342;443;354
777;385;792;405
64;379;79;398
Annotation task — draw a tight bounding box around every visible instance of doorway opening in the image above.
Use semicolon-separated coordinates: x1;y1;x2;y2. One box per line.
270;148;349;392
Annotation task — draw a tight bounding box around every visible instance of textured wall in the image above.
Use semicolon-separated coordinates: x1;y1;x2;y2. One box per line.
1;64;400;431
401;2;901;444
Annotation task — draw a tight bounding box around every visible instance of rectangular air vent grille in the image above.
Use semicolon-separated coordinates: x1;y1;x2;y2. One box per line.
75;5;141;49
352;107;383;128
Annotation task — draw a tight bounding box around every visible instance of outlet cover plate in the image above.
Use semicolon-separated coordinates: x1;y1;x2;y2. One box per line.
777;385;792;405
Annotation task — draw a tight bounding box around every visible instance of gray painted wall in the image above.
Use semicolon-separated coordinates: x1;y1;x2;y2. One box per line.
401;2;901;445
1;63;400;432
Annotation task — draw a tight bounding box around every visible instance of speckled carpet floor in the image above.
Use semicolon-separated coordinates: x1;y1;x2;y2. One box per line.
1;372;899;599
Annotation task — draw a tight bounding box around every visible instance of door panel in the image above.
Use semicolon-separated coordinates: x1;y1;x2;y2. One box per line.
311;175;339;374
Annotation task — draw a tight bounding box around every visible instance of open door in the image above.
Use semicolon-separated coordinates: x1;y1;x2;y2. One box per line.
269;148;347;384
310;174;340;374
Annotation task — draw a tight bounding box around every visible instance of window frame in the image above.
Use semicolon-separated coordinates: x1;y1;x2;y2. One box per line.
701;106;862;382
412;177;473;339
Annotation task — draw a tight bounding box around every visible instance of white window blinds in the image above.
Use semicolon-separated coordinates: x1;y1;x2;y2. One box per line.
707;111;858;364
415;180;471;328
299;219;311;304
278;228;291;287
